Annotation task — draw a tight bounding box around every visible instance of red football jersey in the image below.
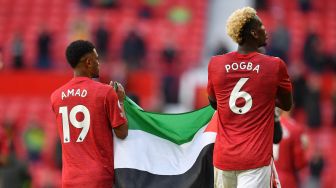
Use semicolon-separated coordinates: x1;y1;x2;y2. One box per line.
50;77;126;188
274;116;307;188
207;51;292;170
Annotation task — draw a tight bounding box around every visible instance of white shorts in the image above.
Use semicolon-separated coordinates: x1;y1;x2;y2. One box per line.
214;161;281;188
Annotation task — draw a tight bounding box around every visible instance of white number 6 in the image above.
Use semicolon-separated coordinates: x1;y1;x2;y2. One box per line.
59;105;90;143
229;78;252;114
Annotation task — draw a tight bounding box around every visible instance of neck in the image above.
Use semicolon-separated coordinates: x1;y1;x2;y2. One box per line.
74;70;91;78
237;43;259;54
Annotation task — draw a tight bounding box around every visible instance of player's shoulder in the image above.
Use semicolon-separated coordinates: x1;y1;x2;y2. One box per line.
93;81;113;91
50;82;69;102
260;54;285;64
252;52;275;60
92;81;116;97
208;52;236;69
256;54;287;74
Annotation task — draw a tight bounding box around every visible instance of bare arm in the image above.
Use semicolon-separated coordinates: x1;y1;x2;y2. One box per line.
276;90;293;111
114;122;128;139
273;120;282;144
273;108;282;144
110;81;128;139
208;96;217;110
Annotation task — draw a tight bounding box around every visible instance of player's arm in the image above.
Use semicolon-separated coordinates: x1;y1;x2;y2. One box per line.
113;101;128;139
208;96;217;110
207;59;217;110
276;59;293;111
110;81;128;139
273;121;282;144
113;82;128;139
273;108;282;144
114;120;128;139
275;90;292;111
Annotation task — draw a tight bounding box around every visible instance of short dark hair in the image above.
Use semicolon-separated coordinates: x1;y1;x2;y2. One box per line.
239;18;260;45
65;40;95;68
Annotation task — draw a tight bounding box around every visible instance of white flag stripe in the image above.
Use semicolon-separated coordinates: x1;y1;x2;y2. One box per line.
114;127;216;175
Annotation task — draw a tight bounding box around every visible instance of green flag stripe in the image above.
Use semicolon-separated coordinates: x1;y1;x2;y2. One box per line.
123;97;215;145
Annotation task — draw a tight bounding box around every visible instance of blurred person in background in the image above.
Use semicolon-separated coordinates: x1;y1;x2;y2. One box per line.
304;74;322;128
69;16;90;41
23;120;45;163
213;41;229;56
289;63;307;112
138;5;153;19
121;30;147;70
36;26;53;69
207;7;292;187
255;0;268;10
298;0;312;13
54;139;62;171
273;109;309;188
11;32;24;69
267;19;291;64
94;19;110;60
0;119;31;188
97;0;119;8
168;6;191;24
79;0;92;9
50;40;128;187
323;53;336;72
303;32;325;73
161;40;179;104
305;147;325;188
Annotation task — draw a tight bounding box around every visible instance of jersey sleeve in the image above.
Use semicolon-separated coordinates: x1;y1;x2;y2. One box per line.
50;92;56;113
207;58;216;100
105;88;127;128
277;59;292;93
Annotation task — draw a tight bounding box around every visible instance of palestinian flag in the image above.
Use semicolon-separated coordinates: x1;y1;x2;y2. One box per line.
114;98;217;188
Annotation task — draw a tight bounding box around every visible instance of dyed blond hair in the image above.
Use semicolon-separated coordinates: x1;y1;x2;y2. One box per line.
226;7;257;44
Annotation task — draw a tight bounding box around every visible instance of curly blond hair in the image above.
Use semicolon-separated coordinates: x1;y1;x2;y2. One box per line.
226;7;257;44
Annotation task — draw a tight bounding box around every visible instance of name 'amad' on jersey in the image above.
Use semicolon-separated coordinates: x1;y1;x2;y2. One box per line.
61;89;88;100
225;62;260;73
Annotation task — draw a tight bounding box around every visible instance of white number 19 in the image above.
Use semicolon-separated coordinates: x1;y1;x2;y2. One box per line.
229;78;253;114
59;105;90;143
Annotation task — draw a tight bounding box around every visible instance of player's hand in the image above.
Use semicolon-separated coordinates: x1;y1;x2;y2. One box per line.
110;81;126;101
274;107;280;122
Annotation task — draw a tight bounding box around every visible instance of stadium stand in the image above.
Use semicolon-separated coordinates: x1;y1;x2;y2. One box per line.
0;0;335;187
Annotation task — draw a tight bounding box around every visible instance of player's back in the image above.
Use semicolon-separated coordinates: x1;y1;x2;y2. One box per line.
208;51;292;170
51;77;119;187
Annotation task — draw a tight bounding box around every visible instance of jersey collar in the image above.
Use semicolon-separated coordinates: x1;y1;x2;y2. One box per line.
71;76;92;82
234;51;260;59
